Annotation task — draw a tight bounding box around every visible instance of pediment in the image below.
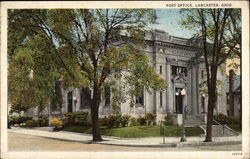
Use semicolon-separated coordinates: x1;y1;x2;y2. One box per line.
172;74;188;83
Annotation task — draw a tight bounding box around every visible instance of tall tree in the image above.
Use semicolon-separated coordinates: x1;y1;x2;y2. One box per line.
180;9;241;142
8;33;60;115
8;9;166;141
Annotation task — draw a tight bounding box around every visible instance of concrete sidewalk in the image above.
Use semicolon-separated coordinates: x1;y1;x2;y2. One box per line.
8;127;242;148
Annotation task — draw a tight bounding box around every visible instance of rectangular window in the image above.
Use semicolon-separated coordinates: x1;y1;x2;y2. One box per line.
160;91;163;107
201;95;205;113
67;92;73;113
135;87;144;106
172;66;187;76
201;70;204;79
81;87;90;108
160;65;162;74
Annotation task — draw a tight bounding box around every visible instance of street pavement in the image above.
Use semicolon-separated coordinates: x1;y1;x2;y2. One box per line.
8;127;242;148
8;132;242;151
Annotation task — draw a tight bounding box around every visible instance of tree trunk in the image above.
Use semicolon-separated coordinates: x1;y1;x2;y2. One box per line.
204;95;215;142
239;83;242;129
229;69;234;116
90;83;102;141
205;66;217;142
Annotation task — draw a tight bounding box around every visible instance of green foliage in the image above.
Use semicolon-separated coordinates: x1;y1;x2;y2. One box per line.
50;117;63;129
199;80;223;97
137;116;147;126
163;116;174;126
63;125;92;133
119;114;131;127
130;117;139;126
182;9;242;142
25;120;40;127
107;114;122;128
8;115;33;126
62;112;75;127
99;116;109;126
145;113;156;125
8;9;166;108
8;115;48;127
214;113;240;125
101;114;131;128
74;111;89;125
50;81;63;111
63;125;204;138
37;116;49;127
227;124;241;132
8;9;167;140
62;111;89;127
8;10;63;114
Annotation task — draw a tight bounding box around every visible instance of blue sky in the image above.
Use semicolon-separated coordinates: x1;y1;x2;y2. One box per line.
154;9;194;39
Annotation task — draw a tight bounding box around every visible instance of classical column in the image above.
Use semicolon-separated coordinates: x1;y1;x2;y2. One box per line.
186;67;193;115
196;66;200;114
191;66;198;115
166;58;172;114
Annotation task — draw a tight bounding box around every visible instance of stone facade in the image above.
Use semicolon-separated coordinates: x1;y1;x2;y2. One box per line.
56;29;227;125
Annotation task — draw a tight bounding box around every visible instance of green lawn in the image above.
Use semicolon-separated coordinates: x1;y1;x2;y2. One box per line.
227;124;241;132
62;125;204;138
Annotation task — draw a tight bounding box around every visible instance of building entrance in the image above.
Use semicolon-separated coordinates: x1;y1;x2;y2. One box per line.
175;88;183;114
67;92;73;113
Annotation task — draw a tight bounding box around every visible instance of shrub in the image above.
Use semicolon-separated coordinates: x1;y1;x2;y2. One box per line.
74;111;89;126
20;116;33;123
130;117;139;126
145;113;156;125
8;115;33;126
164;116;173;126
25;120;39;127
214;113;240;125
107;114;121;127
37;116;49;127
62;111;89;127
137;116;147;126
228;116;240;124
8;116;16;126
62;112;75;127
99;116;109;126
50;117;63;130
119;115;131;127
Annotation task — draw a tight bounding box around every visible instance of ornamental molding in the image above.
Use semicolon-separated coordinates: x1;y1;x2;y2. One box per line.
155;47;196;58
171;74;189;84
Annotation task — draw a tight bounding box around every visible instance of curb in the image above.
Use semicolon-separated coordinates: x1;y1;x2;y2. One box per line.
96;141;241;148
97;142;177;148
96;141;242;148
176;141;242;147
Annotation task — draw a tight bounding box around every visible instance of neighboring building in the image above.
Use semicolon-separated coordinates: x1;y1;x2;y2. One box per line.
225;74;241;117
27;29;228;125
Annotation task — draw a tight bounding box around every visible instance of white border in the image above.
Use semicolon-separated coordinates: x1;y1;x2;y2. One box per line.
1;1;249;159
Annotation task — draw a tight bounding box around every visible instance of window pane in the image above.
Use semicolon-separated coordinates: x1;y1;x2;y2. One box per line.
160;92;162;107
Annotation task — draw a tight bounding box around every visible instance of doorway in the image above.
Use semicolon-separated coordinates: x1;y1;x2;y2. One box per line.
67;92;73;113
175;88;183;114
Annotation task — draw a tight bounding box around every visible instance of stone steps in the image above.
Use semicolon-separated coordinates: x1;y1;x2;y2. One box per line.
183;115;239;137
200;125;239;137
185;115;205;126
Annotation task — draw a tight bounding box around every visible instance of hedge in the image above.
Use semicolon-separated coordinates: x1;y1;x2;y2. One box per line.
214;113;240;125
